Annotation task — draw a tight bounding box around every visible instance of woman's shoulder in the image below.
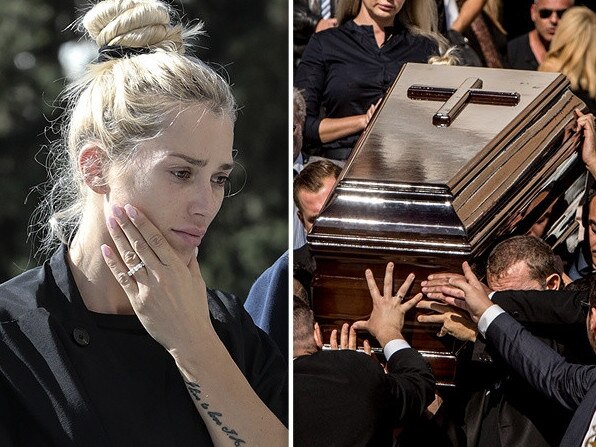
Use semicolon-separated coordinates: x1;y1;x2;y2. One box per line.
0;264;48;321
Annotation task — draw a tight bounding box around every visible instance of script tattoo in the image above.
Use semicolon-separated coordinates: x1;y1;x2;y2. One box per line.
184;380;247;446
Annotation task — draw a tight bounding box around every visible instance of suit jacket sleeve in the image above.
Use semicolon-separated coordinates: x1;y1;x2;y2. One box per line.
492;289;586;326
384;348;436;423
485;312;596;411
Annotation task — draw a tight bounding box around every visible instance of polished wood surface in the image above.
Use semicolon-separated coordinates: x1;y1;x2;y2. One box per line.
309;63;589;386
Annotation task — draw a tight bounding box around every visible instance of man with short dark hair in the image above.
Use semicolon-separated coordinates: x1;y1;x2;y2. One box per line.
445;262;596;447
294;264;435;447
293;159;341;235
486;235;562;291
507;0;574;70
293;159;341;277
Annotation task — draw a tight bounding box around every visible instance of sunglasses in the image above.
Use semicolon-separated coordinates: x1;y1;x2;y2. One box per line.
538;8;567;19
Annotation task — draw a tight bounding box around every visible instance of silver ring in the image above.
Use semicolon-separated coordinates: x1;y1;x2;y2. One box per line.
127;261;145;276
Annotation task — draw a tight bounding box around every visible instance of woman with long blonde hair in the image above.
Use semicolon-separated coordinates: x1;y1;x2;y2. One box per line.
0;0;288;445
539;6;596;113
295;0;448;161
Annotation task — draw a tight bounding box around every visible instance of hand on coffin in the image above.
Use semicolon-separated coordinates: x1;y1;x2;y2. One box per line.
440;262;494;324
415;300;478;342
576;110;596;178
421;272;492;301
329;323;372;355
352;262;423;347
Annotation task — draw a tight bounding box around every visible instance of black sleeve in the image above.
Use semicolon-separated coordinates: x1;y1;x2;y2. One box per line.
492;289;586;326
486;313;596;411
384;348;436;424
294;33;325;146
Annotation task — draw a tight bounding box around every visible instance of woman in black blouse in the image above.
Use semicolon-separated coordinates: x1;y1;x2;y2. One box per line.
295;0;448;161
0;0;287;445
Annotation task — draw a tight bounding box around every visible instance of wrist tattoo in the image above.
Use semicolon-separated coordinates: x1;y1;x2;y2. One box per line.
184;380;247;446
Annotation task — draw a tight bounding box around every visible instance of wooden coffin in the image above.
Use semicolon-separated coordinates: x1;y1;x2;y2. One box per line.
309;63;589;386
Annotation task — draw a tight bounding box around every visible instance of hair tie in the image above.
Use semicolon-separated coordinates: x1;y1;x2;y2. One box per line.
96;45;153;62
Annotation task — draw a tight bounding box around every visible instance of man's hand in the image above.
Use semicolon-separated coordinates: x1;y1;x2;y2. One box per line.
352;262;422;347
441;262;494;324
577;110;596;177
416;300;478;342
329;323;371;355
421;272;492;301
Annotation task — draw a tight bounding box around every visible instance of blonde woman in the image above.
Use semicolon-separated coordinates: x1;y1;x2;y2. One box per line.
294;0;446;161
539;6;596;113
0;0;287;445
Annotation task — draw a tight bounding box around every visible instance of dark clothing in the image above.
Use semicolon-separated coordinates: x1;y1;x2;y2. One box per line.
461;289;594;447
575;89;596;115
293;0;336;66
507;33;539;70
245;252;289;361
493;289;593;364
0;246;287;446
294;20;439;160
486;312;596;447
294;348;435;447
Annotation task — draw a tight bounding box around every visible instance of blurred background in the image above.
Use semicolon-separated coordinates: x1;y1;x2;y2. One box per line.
0;0;288;299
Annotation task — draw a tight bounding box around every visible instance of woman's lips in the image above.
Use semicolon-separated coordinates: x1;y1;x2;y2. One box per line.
172;229;206;247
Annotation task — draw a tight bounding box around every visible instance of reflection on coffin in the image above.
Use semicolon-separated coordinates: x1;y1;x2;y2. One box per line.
308;63;589;386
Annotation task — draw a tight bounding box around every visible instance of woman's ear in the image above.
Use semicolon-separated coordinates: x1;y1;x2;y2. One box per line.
79;144;109;194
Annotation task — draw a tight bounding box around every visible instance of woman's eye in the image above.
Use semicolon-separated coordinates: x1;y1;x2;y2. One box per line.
172;170;192;180
213;175;229;186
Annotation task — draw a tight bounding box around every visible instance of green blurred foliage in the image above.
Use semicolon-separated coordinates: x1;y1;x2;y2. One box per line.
0;0;289;299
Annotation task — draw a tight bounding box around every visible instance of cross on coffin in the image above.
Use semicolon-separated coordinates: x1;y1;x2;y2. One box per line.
407;77;520;127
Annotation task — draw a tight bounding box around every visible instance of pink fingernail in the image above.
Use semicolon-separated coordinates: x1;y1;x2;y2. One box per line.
107;217;117;230
112;205;123;218
101;244;112;257
124;204;137;219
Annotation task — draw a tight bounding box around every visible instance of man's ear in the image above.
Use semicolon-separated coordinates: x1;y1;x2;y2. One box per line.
545;273;561;290
79;144;109;194
313;322;323;350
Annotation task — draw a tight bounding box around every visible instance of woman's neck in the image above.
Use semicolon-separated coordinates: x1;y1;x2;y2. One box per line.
67;205;135;315
353;9;395;47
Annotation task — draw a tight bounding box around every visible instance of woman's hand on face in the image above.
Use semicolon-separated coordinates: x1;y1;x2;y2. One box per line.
101;204;210;355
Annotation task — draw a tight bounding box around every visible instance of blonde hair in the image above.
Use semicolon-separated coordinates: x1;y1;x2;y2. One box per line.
32;0;236;255
335;0;449;53
539;6;596;100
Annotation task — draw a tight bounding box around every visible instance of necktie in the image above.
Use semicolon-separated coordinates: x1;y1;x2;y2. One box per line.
320;0;331;19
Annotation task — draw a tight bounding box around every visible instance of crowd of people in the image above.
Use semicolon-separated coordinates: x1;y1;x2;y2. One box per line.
293;0;596;446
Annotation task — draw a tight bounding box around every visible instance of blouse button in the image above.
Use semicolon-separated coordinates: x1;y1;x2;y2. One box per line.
72;327;90;346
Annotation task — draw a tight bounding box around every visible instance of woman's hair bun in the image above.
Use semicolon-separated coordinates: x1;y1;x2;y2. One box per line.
82;0;185;53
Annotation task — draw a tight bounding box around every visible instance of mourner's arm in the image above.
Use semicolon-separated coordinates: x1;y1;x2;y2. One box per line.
352;263;436;419
450;0;488;34
444;262;596;411
318;102;378;143
101;205;288;446
578;110;596;178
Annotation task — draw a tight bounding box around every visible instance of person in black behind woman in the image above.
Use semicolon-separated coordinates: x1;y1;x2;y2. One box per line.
294;0;448;161
294;263;435;447
0;1;287;445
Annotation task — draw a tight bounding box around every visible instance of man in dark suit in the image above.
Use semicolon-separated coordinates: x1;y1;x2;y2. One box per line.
293;263;435;447
444;262;596;447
